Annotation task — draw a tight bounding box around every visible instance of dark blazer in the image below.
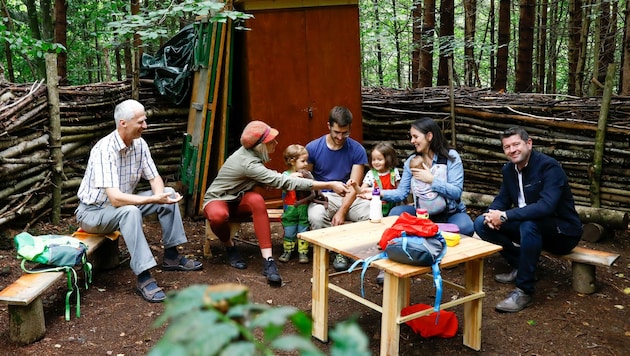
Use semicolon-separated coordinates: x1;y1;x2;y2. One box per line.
489;150;583;237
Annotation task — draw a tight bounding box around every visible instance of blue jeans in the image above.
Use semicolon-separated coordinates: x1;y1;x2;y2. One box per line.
388;204;474;236
473;215;580;294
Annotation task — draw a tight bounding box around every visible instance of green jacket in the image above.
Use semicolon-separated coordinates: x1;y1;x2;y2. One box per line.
203;146;314;207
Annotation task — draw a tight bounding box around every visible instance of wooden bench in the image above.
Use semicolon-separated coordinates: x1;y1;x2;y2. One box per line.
547;246;620;294
204;208;283;258
0;231;120;345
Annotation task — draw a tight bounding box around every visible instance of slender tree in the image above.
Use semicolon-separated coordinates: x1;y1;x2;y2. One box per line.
411;1;421;87
419;0;435;87
464;0;477;87
621;0;630;94
515;0;535;92
535;0;548;93
54;0;68;84
494;0;510;91
437;0;454;85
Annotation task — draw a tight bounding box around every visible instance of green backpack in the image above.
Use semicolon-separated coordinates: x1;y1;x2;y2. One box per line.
14;232;93;320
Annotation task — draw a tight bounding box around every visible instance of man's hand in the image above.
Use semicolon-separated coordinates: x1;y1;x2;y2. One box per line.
329;181;350;196
410;162;434;183
155;191;183;204
483;209;505;230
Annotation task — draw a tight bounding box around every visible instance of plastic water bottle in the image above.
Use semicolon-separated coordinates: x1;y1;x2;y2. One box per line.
416;208;429;219
370;187;383;223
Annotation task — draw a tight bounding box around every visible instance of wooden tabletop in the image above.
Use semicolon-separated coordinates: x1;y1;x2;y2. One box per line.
298;216;502;278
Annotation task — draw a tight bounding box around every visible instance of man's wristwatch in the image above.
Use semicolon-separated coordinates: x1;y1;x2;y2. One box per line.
499;212;508;223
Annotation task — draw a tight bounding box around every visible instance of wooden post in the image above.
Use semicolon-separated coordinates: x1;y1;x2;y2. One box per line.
590;63;615;208
45;53;62;224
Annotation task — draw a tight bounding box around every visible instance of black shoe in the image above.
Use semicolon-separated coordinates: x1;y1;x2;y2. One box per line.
263;257;282;286
226;246;247;269
494;269;518;284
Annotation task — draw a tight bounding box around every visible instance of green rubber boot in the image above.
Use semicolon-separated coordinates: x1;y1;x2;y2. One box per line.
278;240;295;263
298;239;310;264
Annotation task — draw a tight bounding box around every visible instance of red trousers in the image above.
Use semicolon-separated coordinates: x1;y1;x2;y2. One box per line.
203;192;272;249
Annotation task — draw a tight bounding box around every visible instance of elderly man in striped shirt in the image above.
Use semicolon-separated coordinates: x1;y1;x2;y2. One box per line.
75;99;202;303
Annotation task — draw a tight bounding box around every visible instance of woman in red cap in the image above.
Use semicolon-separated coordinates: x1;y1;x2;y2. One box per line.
202;120;350;286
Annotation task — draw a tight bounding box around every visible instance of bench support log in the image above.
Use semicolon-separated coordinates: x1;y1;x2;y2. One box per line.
572;262;597;294
9;297;46;345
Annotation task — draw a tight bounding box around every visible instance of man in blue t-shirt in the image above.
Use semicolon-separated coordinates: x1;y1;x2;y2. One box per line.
306;106;370;271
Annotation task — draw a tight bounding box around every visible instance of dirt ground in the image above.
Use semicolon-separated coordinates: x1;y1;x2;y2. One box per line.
0;211;629;356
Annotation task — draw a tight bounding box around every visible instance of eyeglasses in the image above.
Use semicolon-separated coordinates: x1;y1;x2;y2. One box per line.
331;129;350;138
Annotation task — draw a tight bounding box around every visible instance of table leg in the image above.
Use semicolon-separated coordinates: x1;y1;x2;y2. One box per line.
311;245;329;342
380;272;408;356
463;258;484;351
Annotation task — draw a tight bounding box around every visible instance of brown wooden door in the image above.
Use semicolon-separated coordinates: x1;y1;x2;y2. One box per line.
234;2;363;200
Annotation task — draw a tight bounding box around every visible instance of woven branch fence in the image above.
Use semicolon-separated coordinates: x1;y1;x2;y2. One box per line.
1;82;628;231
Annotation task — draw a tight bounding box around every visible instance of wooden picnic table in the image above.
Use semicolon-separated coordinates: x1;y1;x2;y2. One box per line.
298;216;502;355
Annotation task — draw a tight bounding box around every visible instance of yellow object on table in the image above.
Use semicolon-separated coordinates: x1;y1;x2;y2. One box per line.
442;231;461;247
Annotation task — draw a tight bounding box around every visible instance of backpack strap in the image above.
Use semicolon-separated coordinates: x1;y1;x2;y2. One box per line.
431;232;448;323
20;259;82;320
347;252;387;298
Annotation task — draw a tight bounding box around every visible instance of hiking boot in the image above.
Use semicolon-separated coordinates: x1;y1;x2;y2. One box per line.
263;257;282;286
333;253;349;271
495;269;518;284
226;245;247;269
495;288;533;313
279;240;295;263
298;252;309;264
278;250;292;263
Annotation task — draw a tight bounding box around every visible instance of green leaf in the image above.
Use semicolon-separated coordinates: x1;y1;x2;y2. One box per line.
219;341;257;356
329;320;371;356
271;335;324;355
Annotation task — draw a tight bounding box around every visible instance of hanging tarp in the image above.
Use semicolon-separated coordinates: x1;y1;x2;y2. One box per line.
140;24;195;106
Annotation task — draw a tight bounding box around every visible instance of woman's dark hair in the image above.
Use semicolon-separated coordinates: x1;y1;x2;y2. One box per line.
411;117;453;160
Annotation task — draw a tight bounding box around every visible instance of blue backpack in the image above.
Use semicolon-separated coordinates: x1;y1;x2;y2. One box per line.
348;231;447;315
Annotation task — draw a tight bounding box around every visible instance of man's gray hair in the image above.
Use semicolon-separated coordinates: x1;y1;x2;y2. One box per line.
114;99;144;127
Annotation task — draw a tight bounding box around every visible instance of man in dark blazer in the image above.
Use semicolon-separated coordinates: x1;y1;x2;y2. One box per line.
474;127;583;312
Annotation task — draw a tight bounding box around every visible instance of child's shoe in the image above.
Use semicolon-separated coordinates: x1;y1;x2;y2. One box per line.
297;239;310;264
278;239;295;263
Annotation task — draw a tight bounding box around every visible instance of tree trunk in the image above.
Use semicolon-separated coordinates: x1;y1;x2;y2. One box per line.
24;0;45;78
464;0;476;87
515;0;535;92
54;0;68;84
411;1;422;88
567;0;581;95
437;0;454;86
494;0;510;91
419;0;435;87
1;0;16;82
622;0;630;94
535;0;547;93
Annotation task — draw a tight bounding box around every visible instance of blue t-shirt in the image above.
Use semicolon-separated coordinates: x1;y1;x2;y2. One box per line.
306;135;367;183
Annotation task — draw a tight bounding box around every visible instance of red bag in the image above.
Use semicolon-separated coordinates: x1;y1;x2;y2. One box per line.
401;304;458;338
379;212;439;250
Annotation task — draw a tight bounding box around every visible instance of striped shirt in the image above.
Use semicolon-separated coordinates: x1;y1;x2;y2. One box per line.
77;130;158;207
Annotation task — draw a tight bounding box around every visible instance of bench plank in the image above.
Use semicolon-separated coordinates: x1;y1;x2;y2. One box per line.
0;272;64;306
559;246;619;267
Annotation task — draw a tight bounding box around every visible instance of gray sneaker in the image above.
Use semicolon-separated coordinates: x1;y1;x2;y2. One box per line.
332;253;349;271
495;288;533;313
495;269;518;284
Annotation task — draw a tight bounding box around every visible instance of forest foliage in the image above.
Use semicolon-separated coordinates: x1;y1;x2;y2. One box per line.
2;0;629;95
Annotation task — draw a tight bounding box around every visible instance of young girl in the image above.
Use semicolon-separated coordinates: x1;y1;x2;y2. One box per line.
361;142;401;216
279;144;314;264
